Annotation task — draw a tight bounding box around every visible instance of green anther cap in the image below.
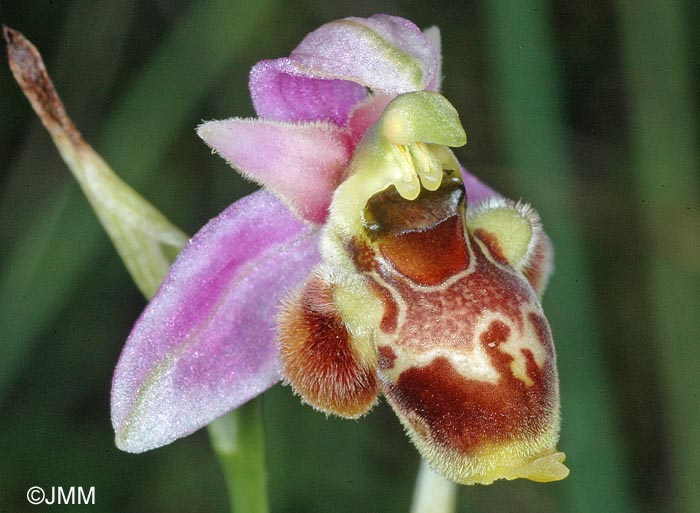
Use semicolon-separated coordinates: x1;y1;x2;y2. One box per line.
379;91;467;147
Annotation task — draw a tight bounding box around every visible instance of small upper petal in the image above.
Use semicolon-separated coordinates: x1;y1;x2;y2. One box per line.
346;93;394;147
111;190;321;453
198;118;352;224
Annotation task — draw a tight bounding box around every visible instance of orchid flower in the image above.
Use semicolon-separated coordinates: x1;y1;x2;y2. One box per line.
111;14;568;485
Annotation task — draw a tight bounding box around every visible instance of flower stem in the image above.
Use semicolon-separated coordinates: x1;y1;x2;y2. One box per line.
410;459;457;513
208;398;270;513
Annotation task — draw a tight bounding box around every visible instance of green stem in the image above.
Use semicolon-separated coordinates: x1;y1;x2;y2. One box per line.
208;398;270;513
410;460;457;513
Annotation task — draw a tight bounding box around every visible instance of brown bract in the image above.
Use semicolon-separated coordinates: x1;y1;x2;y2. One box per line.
4;26;83;145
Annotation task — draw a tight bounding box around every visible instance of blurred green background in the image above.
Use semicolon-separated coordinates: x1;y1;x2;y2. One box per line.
1;1;698;512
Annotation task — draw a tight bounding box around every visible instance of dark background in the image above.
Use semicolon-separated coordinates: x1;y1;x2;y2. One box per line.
1;1;698;512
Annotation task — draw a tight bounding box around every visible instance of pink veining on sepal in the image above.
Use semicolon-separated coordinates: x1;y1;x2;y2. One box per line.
111;190;321;453
198;119;352;224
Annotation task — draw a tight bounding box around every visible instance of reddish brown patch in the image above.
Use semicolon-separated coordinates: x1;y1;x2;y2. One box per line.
387;321;554;455
278;275;378;418
345;239;399;333
346;238;377;273
479;320;511;348
369;232;534;358
460;234;531;316
358;178;469;287
523;235;552;295
363;176;465;236
377;345;397;371
473;228;508;265
366;281;399;334
528;312;555;359
379;215;469;285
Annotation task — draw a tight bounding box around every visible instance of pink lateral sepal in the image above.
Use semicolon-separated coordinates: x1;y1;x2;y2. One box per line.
111;190;321;453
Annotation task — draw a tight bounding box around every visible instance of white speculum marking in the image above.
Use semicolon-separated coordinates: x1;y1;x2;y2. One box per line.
379;307;547;388
485;310;548;387
373;243;548;388
370;260;547;386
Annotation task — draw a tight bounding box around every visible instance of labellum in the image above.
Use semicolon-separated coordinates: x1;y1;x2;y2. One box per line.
278;91;568;484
